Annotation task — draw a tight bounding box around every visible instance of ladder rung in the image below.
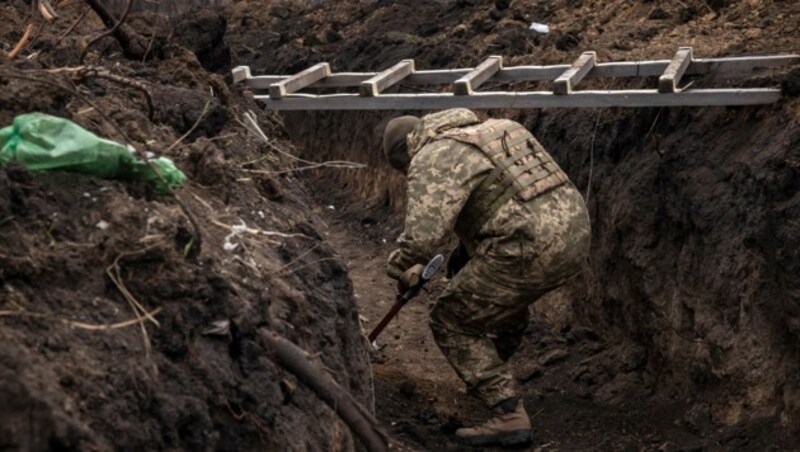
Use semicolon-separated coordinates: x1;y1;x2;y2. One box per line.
269;63;331;99
553;52;596;95
359;59;415;97
454;56;503;95
659;47;693;93
231;66;251;84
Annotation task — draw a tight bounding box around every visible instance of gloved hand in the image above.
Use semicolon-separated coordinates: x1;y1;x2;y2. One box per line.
397;263;425;294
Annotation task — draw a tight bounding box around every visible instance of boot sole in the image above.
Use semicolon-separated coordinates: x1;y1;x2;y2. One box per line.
457;429;533;447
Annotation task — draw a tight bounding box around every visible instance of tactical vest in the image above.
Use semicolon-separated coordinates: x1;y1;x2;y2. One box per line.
439;119;569;242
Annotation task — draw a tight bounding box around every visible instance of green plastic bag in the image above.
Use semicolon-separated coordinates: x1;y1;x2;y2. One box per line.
0;113;186;193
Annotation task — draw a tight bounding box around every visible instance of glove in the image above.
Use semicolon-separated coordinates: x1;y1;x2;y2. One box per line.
397;264;424;293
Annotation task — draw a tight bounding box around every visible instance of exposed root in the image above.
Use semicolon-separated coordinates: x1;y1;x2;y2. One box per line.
259;330;390;452
267;243;321;275
237;111;367;173
7;23;36;60
209;218;312;242
0;306;163;331
44;65;154;119
105;245;162;375
223;399;272;446
163;96;210;154
56;5;91;44
80;0;133;63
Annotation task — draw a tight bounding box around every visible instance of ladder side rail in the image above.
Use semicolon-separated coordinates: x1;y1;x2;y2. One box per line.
255;88;782;110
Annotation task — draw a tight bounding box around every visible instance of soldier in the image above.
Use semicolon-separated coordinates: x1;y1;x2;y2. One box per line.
383;108;591;447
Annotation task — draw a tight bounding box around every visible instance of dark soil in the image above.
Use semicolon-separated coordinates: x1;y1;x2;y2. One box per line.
0;0;798;450
225;0;800;449
0;2;371;451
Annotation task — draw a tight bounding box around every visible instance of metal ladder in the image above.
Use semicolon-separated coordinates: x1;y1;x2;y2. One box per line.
232;47;798;110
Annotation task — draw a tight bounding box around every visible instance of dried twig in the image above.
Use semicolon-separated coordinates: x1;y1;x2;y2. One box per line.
7;23;36;60
0;306;162;330
176;132;237;151
265;244;344;278
209;218;312;241
237;111;366;172
56;5;91;45
241;163;366;176
223;399;272;445
92;68;154;119
585;109;602;205
141;30;156;63
80;0;133;63
44;65;154;119
81;0;152;60
156;98;214;254
105;245;162;374
68;307;162;330
27;20;49;53
0;69;131;141
269;243;321;275
37;0;59;21
270;257;341;277
164;98;211;155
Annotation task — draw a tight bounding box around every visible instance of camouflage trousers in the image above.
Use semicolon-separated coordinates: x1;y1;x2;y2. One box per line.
429;188;591;407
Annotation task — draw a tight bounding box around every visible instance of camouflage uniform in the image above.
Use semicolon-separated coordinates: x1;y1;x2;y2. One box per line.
387;109;591;407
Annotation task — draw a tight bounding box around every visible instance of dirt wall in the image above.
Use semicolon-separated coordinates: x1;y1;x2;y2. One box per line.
0;4;372;451
227;0;800;437
105;0;230;15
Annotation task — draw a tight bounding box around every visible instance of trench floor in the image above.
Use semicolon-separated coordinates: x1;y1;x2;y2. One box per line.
313;203;794;451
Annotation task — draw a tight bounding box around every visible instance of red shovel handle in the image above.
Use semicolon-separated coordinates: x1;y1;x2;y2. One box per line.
367;295;404;343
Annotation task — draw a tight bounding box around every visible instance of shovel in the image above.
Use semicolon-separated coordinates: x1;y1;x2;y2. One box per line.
368;254;444;345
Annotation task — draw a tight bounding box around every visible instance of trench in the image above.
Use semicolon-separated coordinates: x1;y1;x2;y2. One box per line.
0;0;796;448
274;103;800;449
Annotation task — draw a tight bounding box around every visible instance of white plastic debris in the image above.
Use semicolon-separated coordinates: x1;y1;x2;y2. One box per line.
223;220;248;252
95;220;110;230
327;205;336;210
258;210;265;219
381;238;387;244
529;22;550;33
232;221;248;234
202;320;231;336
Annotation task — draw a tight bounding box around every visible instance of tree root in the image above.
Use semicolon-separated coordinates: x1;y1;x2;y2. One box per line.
259;330;390;452
81;0;152;61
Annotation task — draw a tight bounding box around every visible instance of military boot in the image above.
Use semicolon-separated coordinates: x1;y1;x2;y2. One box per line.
455;398;532;447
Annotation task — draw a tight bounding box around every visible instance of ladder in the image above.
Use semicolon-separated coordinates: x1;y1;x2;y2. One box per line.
232;47;798;110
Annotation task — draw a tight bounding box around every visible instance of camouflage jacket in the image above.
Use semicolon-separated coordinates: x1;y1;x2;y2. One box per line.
388;108;581;279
